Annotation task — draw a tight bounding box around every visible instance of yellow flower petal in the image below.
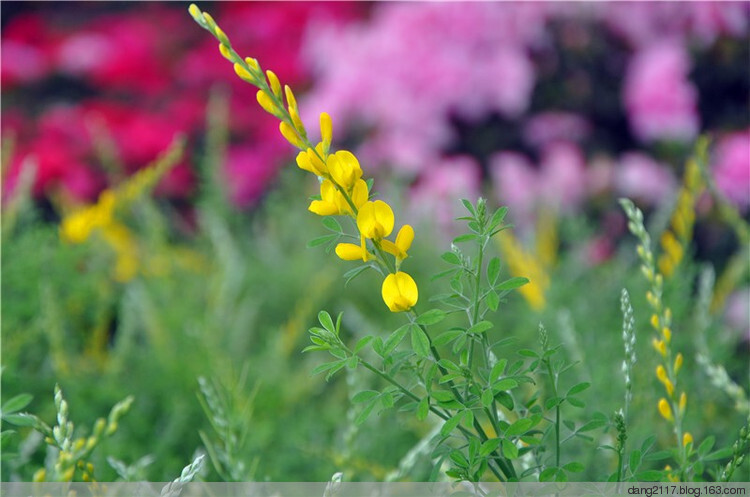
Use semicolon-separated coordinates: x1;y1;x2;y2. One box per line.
320;112;332;151
266;70;282;98
381;271;419;312
683;432;693;447
396;224;414;254
308;200;339;216
327;150;363;189
335;243;366;261
658;398;673;422
279;121;304;149
234;63;254;83
357;200;394;239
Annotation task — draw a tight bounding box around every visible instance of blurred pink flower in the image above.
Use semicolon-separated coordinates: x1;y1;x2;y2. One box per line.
302;2;542;174
490;142;587;222
224;142;287;207
408;156;481;231
623;41;699;143
725;287;750;342
524;112;591;149
713;130;750;211
615;152;677;205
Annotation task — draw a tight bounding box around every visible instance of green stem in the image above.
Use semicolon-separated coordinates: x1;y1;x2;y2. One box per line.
545;358;560;469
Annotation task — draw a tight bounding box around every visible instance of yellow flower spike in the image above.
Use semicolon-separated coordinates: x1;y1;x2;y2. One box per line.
266;70;282;99
674;353;683;374
320;112;333;152
357;200;395;240
679;392;687;415
382;271;419;312
658;398;674;421
309;180;342;216
279;121;305;149
234;63;254;83
244;57;260;73
650;314;659;330
219;43;233;62
683;432;693;447
327;150;363;190
284;84;298;113
382;224;415;262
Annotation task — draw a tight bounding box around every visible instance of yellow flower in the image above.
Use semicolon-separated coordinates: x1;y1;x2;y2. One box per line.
335;236;373;262
357;200;394;240
320;112;332;152
683;432;693;447
652;338;667;358
679;392;687;415
309;179;368;216
60;191;116;243
674;353;683;374
296;145;328;176
381;272;418;312
656;365;674;397
658;398;673;421
327;150;363;190
381;224;414;262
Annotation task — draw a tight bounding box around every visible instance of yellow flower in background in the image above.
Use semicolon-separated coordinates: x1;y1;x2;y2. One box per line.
357;200;394;240
381;224;414;263
497;230;548;311
60;191;116;243
658;398;674;421
382;272;418;312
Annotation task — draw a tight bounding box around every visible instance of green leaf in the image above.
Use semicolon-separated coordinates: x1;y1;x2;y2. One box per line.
352;391;379;404
467;321;493;335
460;199;476;216
480;438;501;457
346;355;359;369
441;413;463;437
487;257;501;284
506;418;533;436
643;450;672;462
452;234;479;243
311;360;344;376
326;361;347;380
563;462;584;473
481;389;494;408
697;436;715;457
354;336;374;354
704;447;733;461
496;277;529;291
1;413;35;427
629;450;642;471
343;265;370;286
566;382;591;397
502;439;519;459
355;398;378;425
492;378;518;391
322;216;341;232
383;325;410;356
411;325;431;358
438;359;461;372
441;252;461;266
496;392;514;410
1;394;33;415
433;329;464;346
489;359;508;383
486;291;500;311
318;311;335;333
307;234;338;248
539;467;558;482
567;397;585;408
578;417;608;433
431;391;454;403
416;309;447;326
518;349;539;358
635;470;663;481
489;206;508;229
545;397;562;410
416;397;429;421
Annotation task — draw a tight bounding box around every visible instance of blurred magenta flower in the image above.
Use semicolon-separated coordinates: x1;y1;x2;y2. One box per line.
713;130;750;211
523;112;591;149
623;41;699;143
615;152;677;205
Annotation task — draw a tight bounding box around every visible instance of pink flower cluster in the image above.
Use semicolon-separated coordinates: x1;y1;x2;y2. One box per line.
300;1;749;220
2;3;360;207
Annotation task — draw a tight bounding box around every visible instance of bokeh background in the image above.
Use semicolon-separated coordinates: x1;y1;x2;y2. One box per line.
2;1;748;482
